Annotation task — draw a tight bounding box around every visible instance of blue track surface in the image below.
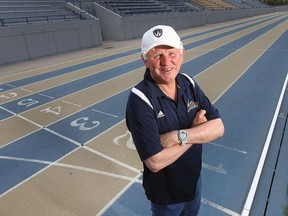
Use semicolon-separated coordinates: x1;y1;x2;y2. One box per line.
0;12;287;216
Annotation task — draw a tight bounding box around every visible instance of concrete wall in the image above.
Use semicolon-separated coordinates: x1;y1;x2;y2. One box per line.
121;12;206;40
205;7;276;23
0;19;102;65
91;3;123;40
275;5;288;11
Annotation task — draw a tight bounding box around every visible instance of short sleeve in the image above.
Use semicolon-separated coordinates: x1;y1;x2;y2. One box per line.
126;91;163;161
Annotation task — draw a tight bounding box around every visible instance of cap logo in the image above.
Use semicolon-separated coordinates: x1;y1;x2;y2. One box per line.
153;28;163;38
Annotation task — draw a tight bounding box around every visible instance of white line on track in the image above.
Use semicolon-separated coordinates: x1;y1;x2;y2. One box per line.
17;161;232;216
91;109;119;118
61;99;82;107
45;127;82;146
209;141;247;154
0;105;17;116
0;148;79;198
20;88;33;93
210;22;286;105
17;113;44;128
96;172;143;216
0;155;136;182
202;198;241;216
126;178;242;215
241;73;288;216
1;104;140;177
6;84;17;88
83;145;140;173
38;93;54;99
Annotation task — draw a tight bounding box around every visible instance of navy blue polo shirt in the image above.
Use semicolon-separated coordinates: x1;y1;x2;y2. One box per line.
126;69;220;204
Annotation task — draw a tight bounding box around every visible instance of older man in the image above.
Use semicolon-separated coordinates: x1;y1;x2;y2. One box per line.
126;25;224;216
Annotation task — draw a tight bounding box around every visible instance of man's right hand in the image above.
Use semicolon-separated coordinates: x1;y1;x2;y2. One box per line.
192;109;207;127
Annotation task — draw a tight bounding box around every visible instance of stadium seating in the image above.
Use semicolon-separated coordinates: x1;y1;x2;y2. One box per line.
97;0;270;16
190;0;235;10
156;0;200;12
225;0;270;9
0;0;271;26
98;0;173;16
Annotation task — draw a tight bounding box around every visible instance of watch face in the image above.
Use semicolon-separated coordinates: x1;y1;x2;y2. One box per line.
180;131;188;140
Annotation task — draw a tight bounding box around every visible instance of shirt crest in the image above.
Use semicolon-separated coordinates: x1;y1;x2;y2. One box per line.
187;100;198;112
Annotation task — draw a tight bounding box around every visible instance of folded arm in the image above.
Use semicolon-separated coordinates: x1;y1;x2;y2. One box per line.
144;110;224;172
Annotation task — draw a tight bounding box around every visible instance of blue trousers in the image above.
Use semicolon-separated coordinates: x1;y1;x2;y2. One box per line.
151;176;202;216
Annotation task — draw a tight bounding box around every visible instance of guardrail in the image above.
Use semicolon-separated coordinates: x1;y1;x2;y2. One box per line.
0;14;85;27
66;0;97;17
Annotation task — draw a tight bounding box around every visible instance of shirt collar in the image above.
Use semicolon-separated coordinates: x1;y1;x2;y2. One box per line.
143;68;190;99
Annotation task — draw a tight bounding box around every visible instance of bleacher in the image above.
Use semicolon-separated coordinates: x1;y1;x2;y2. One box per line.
0;0;272;26
98;0;173;16
225;0;271;9
156;0;201;12
97;0;271;16
190;0;235;10
190;0;270;10
0;0;84;26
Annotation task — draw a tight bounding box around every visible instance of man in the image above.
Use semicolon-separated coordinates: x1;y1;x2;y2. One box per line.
126;25;224;216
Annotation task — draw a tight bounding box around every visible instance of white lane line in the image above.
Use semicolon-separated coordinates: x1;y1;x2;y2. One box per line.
0;148;79;198
96;172;143;216
20;88;33;93
0;110;83;149
61;99;82;107
45;127;82;147
211;21;287;106
202;198;241;216
241;73;288;216
209;142;247;154
0;105;17;116
91;109;119;118
83;145;140;173
0;155;136;182
6;84;17;88
38;93;54;99
17;113;44;128
132;179;241;215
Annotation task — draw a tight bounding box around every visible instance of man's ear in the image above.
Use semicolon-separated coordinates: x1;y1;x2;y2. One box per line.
141;53;146;62
141;54;148;68
180;48;185;63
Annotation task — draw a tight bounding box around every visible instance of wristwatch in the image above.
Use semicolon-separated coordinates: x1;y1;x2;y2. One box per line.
178;130;189;146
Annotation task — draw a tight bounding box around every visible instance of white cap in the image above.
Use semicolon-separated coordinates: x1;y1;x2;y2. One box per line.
141;25;183;59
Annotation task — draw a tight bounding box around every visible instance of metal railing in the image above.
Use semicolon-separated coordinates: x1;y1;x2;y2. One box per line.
0;14;84;27
66;0;97;17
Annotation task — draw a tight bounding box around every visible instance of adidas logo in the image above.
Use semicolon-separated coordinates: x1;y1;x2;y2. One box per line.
157;111;165;118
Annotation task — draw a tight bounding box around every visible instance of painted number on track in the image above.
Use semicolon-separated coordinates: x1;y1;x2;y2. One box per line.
40;106;61;115
70;117;100;131
17;98;39;107
0;92;17;99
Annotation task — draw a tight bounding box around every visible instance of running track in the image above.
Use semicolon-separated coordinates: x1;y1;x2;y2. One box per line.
0;12;288;216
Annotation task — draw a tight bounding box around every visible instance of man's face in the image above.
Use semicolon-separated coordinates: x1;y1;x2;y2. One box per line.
143;45;184;85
